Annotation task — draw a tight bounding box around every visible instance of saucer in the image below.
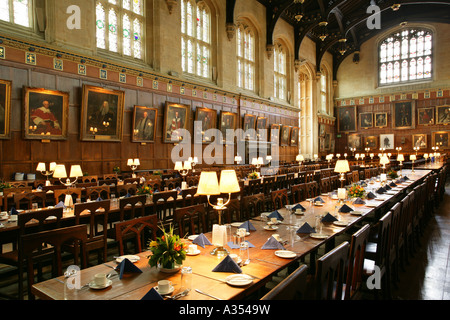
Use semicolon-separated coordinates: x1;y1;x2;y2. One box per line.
188;235;199;241
89;279;112;290
115;255;140;263
333;221;349;227
264;225;278;231
275;250;297;259
310;233;328;240
186;249;201;256
314;203;324;207
155;285;174;295
350;211;363;216
225;274;253;287
230;222;243;228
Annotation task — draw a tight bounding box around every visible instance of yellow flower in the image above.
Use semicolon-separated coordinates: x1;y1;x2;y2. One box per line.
149;241;158;248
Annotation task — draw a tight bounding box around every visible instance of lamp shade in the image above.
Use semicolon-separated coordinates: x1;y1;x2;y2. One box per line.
397;154;405;162
424;154;429;159
134;159;140;166
197;172;220;196
410;155;417;161
296;155;304;162
36;162;46;172
380;155;390;165
53;165;67;179
183;161;192;170
334;160;350;173
127;159;134;166
69;165;83;178
49;162;57;172
174;161;184;171
257;157;264;165
251;158;258;165
219;170;241;194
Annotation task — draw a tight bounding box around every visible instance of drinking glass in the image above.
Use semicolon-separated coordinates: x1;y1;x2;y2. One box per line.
239;242;250;265
32;203;38;211
315;215;323;235
181;266;193;292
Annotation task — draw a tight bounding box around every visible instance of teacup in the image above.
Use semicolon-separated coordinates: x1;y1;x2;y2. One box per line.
158;280;172;294
229;254;239;263
295;209;303;214
273;234;281;241
94;273;107;287
271;218;278;224
237;228;247;237
188;244;197;254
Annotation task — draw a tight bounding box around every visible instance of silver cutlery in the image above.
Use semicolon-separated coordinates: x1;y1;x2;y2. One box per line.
195;289;222;300
168;289;190;300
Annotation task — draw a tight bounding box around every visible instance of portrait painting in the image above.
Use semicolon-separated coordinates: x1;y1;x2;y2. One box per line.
24;87;69;141
0;79;11;139
324;133;331;150
375;112;388;128
270;124;281;144
256;117;268;141
359;112;373;129
348;134;361;150
392;101;415;129
365;136;378;149
163;102;190;144
417;107;434;126
243;114;257;140
380;134;395;150
280;126;291;147
219;111;237;142
412;134;427;149
436;106;450;125
337;106;357;133
80;85;124;142
132;106;157;143
290;127;299;147
195;107;217;143
432;131;449;149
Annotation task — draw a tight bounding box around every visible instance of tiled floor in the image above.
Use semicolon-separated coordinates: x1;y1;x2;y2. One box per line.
391;182;450;300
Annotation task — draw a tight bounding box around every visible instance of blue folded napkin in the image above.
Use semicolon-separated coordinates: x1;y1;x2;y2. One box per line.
376;187;386;194
192;233;212;248
366;192;377;199
96;197;103;202
37;186;43;190
118;258;142;279
212;255;242;273
321;213;338;222
339;204;354;213
239;220;256;231
125;193;131;198
385;185;392;190
141;288;164;301
262;236;286;250
314;197;325;204
227;240;255;249
268;210;284;221
10;207;19;215
55;201;66;209
296;222;315;234
353;197;366;205
390;182;397;187
293;204;306;211
402;176;409;181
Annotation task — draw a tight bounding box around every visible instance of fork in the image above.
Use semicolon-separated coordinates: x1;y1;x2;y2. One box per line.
167;289;190;300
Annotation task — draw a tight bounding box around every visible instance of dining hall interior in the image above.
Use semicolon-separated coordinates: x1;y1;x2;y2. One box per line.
0;0;449;303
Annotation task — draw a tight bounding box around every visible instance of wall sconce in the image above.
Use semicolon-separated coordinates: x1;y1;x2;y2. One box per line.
36;162;57;186
127;159;140;178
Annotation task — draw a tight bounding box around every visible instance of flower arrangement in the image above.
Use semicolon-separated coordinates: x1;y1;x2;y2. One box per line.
387;170;398;179
248;172;259;180
0;182;11;192
347;184;366;199
148;224;186;270
113;166;121;174
137;185;153;195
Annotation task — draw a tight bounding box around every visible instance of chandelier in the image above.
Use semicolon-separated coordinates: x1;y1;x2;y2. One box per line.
338;38;347;55
318;21;328;41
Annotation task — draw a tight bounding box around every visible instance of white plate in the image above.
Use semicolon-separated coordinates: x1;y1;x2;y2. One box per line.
314;203;324;207
186;249;201;256
386;192;397;195
275;250;297;259
310;233;328;239
333;221;349;227
264;226;278;231
295;211;304;215
365;204;378;208
115;255;140;263
331;195;339;200
89;279;112;290
188;235;199;241
350;211;363;216
225;274;253;287
231;222;243;228
155;285;175;295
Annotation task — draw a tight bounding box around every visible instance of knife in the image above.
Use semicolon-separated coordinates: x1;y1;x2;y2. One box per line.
195;289;222;300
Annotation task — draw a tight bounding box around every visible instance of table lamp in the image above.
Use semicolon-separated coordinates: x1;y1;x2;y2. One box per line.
397;154;405;177
234;155;242;165
410;154;417;172
188;157;198;172
197;170;240;256
36;162;57;186
53;164;83;187
175;161;191;179
127;159;140;178
334;160;350;188
266;156;272;165
296;154;304;166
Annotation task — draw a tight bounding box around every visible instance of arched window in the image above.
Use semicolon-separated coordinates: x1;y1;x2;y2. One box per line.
320;66;328;114
0;0;32;28
181;0;211;79
96;0;144;60
379;28;432;85
274;42;287;100
236;22;255;91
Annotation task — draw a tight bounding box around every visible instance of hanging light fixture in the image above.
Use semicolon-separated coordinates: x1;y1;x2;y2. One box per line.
391;3;401;11
338;38;347;55
295;13;303;21
318;21;328;41
293;0;305;3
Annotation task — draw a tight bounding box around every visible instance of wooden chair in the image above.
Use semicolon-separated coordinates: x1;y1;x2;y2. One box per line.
329;175;340;191
241;194;265;221
276;174;287;190
261;264;309;300
146;179;162;192
320;177;331;194
117;195;146;221
363;211;393;299
297;171;307;183
186;175;199;187
271;189;289;210
222;199;241;224
305;181;319;199
305;171;315;183
72;200;110;264
0;207;63;299
164;177;182;190
22;225;88;300
388;202;403;285
33;180;48;189
291;183;307;203
153;190;178;224
116;184;137;197
9;181;28;188
102;174;118;181
13;191;47;210
81;175;98;183
262;176;275;196
115;215;158;256
2;187;32;210
175;204;207;238
181;187;198;207
86;186;110;200
345;224;370;300
123;177;141;185
54;188;82;204
248;179;262;195
352;170;359;183
315;241;350;300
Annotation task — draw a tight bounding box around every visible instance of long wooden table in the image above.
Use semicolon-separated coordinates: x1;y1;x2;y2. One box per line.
30;169;430;300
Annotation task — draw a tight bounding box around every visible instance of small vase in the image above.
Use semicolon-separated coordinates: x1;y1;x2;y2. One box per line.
158;262;182;273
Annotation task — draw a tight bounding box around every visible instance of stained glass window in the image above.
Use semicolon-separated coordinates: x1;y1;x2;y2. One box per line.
236;23;255;91
181;0;211;79
0;0;32;28
320;67;328;114
274;42;287;100
379;28;432;85
96;0;144;60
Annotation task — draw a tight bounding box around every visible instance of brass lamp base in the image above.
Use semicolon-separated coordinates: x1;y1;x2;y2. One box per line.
210;246;229;257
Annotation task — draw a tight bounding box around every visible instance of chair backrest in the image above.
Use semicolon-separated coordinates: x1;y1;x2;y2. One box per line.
271;189;289;210
320;177;331;194
223;199;241;224
123;178;141;185
153;190;178;223
175;204;207;238
118;195;146;221
115;215;158;256
146;179;162;192
21;225;88;300
373;211;393;269
54;188;82;204
241;194;265;220
352;170;359;183
315;241;350;300
17;207;64;236
14;191;47;210
305;181;319;198
103;174;118;181
164;177;182;190
86;186;110;200
248;179;262;195
291;183;307;203
261;264;309;300
389;202;403;253
345;224;370;300
276;174;287;189
9;181;28;188
262;176;275;196
297;171;307;183
181;187;198;207
305;171;315;183
186;175;199;187
116;184;137;197
81;175;98;183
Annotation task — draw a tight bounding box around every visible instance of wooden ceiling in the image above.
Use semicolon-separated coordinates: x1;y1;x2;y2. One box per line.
226;0;450;79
